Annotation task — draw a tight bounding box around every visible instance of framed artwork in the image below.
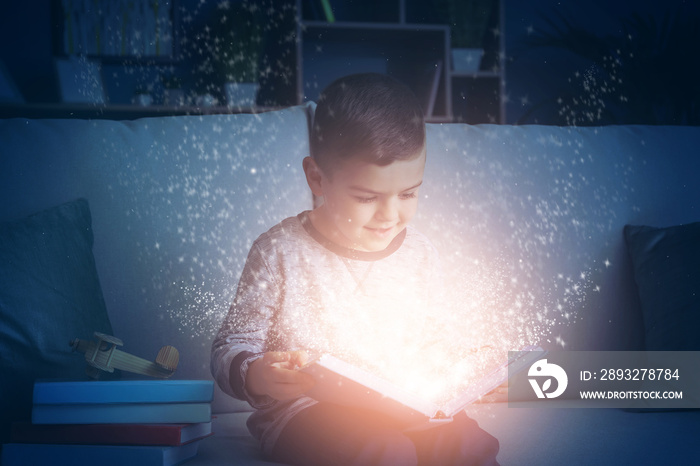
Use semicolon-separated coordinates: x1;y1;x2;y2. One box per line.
53;0;178;62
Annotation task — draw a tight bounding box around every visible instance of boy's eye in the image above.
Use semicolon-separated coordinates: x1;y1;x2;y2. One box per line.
354;192;417;203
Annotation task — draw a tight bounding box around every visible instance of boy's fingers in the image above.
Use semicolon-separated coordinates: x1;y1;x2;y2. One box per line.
254;351;315;400
288;350;309;367
269;365;313;384
268;372;316;400
264;350;309;370
262;352;291;364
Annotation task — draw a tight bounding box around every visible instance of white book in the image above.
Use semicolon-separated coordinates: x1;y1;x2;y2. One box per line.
300;346;544;430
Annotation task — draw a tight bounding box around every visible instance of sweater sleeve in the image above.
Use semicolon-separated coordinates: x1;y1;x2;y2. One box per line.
210;239;280;409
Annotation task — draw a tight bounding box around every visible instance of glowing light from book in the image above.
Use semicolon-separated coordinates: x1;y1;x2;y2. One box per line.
291;265;509;406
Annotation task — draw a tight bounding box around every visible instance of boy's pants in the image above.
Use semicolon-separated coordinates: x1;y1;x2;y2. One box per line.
268;402;500;466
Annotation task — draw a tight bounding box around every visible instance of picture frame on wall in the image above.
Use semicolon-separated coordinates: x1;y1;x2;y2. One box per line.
52;0;178;62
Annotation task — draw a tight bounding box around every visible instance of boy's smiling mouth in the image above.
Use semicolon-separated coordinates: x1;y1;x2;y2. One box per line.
365;225;396;238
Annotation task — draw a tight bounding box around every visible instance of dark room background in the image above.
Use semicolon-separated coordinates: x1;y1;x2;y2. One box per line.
0;0;697;125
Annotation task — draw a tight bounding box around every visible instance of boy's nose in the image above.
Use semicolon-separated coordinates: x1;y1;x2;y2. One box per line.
375;198;399;222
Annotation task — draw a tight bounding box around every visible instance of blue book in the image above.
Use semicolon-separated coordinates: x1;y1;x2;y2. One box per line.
32;402;212;425
1;440;202;466
11;420;213;446
33;379;214;404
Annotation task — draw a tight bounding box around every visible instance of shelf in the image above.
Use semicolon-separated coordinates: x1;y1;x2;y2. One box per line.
451;71;501;79
297;20;451;120
0;103;279;120
295;0;505;124
4;1;504;124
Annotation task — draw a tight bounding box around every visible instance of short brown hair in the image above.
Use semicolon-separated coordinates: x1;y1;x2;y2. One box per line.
310;73;425;174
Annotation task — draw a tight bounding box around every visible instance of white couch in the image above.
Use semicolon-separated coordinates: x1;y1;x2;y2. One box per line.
2;106;699;464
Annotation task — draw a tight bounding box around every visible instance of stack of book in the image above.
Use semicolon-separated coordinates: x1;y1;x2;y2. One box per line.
2;379;214;466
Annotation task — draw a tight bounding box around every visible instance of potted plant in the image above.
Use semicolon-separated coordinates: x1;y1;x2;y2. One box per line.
208;2;263;107
436;0;494;72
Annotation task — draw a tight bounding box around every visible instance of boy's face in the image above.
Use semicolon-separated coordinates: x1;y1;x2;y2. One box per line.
306;148;426;252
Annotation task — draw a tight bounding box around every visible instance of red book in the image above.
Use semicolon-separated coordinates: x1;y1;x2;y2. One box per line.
11;421;212;446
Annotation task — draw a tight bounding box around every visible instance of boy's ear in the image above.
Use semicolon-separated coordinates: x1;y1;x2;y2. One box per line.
303;156;324;197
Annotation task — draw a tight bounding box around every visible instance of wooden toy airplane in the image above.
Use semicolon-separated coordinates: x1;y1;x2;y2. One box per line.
70;332;179;379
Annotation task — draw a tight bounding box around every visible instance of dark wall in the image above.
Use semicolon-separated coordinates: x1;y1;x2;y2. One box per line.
505;0;700;125
1;0;698;124
0;0;56;102
0;0;257;105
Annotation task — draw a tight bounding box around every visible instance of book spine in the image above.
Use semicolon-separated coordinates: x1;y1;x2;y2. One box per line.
11;421;212;446
32;380;214;404
32;403;212;425
1;441;201;466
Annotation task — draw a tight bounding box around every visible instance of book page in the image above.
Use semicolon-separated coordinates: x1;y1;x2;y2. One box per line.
301;347;544;425
301;355;441;422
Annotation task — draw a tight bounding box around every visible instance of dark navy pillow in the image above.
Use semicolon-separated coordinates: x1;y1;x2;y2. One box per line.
0;199;113;443
624;222;700;351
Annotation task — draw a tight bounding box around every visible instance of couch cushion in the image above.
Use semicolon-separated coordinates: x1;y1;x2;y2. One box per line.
0;106;313;414
0;199;113;443
624;222;700;351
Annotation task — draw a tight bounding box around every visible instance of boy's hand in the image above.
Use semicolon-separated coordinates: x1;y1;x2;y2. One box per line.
246;351;316;401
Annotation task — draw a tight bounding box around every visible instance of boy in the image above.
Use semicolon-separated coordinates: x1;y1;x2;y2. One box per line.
211;73;499;465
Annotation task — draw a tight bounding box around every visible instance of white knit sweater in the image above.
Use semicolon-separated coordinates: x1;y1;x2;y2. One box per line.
211;211;448;454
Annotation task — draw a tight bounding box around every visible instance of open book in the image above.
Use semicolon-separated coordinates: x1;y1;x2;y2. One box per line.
300;346;544;430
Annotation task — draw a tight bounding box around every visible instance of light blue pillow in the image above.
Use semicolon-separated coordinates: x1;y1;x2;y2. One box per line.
0;199;113;443
624;222;700;351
